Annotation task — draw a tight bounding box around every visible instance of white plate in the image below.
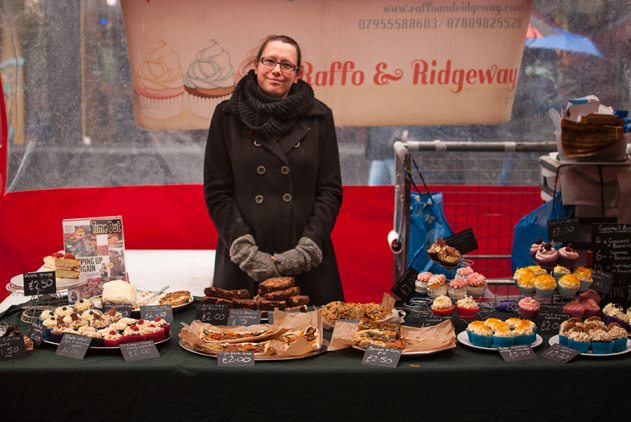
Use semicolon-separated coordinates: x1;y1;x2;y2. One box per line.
351;345;445;356
178;339;327;361
91;290;194;312
548;335;631;357
457;331;543;351
43;334;172;350
10;273;86;291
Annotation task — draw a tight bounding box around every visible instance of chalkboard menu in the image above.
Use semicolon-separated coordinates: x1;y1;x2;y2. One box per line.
391;267;418;301
591;223;631;306
23;271;56;296
445;228;478;255
196;303;230;325
548;219;581;243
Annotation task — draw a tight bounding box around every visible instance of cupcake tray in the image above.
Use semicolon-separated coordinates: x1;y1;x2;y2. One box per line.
178;339;327;361
456;331;543;351
43;334;172;351
548;335;631;358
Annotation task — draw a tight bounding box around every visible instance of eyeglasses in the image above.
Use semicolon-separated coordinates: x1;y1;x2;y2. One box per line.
259;57;298;72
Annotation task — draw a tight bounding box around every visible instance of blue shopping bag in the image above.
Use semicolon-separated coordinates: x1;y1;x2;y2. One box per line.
511;192;575;271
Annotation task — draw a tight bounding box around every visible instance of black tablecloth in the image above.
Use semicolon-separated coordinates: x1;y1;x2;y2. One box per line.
0;303;628;422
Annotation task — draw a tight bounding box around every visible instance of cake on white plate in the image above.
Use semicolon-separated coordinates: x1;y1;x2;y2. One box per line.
102;279;137;304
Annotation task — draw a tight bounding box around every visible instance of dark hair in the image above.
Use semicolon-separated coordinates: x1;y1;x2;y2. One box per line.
256;34;302;71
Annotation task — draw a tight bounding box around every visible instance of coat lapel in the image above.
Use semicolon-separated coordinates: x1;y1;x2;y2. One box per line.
279;121;311;155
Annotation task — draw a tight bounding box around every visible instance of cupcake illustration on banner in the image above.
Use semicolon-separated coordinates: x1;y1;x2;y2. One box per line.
184;39;235;118
135;40;185;119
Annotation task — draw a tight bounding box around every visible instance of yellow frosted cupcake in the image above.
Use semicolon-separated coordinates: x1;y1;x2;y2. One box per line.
558;274;580;297
534;274;556;297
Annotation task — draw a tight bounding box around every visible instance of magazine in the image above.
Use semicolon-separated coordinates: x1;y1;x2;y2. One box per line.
63;216;126;300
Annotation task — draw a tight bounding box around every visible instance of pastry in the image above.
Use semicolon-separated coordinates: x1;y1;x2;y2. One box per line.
258;277;295;294
231;299;259;310
159;290;192;306
256;298;287;311
437;246;462;268
286;295;310;307
201;296;233;306
353;320;405;349
427;238;446;260
102;280;137;304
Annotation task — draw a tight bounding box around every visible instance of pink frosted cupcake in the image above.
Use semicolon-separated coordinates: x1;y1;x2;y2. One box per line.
557;243;579;270
456;266;475;279
448;278;468;300
415;272;433;294
530;239;544;258
466;272;487;297
562;299;585;320
518;297;541;319
427;274;447;298
534;243;558;271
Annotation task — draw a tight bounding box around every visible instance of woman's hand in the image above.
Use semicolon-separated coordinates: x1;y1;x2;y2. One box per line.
229;235;280;282
273;237;323;276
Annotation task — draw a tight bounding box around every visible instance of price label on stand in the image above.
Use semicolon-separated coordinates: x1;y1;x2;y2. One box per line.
539;344;579;364
140;305;173;323
391;267;418;302
0;336;27;361
102;303;133;318
27;321;45;348
227;309;261;327
120;341;160;362
55;333;92;359
196;303;230;325
591;270;614;294
538;309;565;335
417;314;447;328
444;228;479;254
361;346;401;368
217;351;255;367
548;219;581;242
23;271;56;296
498;345;538;362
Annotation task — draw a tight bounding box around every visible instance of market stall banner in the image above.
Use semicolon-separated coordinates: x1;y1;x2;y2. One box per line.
121;0;532;129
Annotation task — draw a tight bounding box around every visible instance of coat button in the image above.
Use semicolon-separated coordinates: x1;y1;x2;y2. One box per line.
255;195;264;204
293;141;301;149
281;166;290;175
282;193;292;202
254;140;262;147
257;165;266;175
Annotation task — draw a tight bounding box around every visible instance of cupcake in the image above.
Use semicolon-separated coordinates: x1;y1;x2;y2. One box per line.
527;265;548;276
456;266;475;279
515;269;536;296
557;243;579;270
513;320;537;345
518;297;540;319
152;318;171;337
530;239;544;258
447;278;468;300
427;274;447;298
580;298;601;319
431;295;454;316
589;328;614;354
574;267;593;292
76;325;103;347
73;298;93;313
533;274;556;297
39;309;55;321
559;318;581;346
579;289;601;304
504;318;522;330
466;272;487;297
492;323;514;347
534;242;558;271
54;306;74;318
608;323;629;353
553;265;571;282
562;299;585;320
483;318;504;332
101;329;123;347
566;329;591;353
557;274;580;297
135;40;185;119
583;316;606;331
415;272;433;294
466;321;493;347
602;303;630;329
456;296;479;320
184;39;235;118
122;325;145;343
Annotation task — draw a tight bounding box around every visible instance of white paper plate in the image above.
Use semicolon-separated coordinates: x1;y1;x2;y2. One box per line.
548;335;631;357
178;339;326;361
456;331;543;351
10;273;86;291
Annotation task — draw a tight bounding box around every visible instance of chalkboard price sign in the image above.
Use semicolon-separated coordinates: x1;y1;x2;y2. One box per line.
23;271;56;296
120;341;160;362
0;336;27;361
591;270;614;294
539;344;579;364
102;303;133;318
548;219;581;242
445;228;479;255
227;309;261;327
217;351;255;367
140;305;173;323
55;333;92;359
196;303;230;325
538;308;565;335
391;267;418;302
418;313;447;328
27;321;45;348
361;346;402;368
498;345;538;362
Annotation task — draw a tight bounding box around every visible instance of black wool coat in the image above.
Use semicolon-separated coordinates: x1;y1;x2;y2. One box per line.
203;99;344;305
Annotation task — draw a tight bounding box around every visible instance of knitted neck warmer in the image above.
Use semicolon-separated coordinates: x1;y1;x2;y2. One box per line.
230;70;315;139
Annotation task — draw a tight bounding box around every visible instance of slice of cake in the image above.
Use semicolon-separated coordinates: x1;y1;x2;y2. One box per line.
102;279;137;304
43;252;80;279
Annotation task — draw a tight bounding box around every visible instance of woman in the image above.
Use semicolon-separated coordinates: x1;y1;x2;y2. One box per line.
203;35;344;305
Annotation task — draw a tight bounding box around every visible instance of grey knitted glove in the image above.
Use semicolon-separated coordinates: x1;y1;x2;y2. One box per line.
229;235;280;282
273;237;323;276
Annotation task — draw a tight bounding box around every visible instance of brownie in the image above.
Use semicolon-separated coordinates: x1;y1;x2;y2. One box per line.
263;286;301;301
201;296;233;306
258;277;295;294
204;287;250;299
257;298;287;311
286;295;310;307
232;299;259;310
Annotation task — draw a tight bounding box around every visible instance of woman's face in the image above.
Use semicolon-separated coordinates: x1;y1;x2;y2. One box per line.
255;40;300;98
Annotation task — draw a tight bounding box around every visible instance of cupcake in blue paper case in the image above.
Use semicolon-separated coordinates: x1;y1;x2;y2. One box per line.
558;318;581;346
608;323;629;353
513;319;537;345
492;322;514;347
553;265;571;282
483;318;504;333
566;329;591;353
466;321;493;348
557;274;580;297
534;274;556;297
589;327;614;354
504;317;522;330
575;266;593;292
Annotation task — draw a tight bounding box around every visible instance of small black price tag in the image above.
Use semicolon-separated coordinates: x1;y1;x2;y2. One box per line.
140;305;173;323
391;267;418;301
102;303;134;318
538;309;565;335
217;351;255;367
0;336;27;361
444;228;479;255
23;271;57;296
548;219;581;242
498;345;538;362
55;333;92;359
361;346;402;368
591;270;614;294
227;309;261;327
196;303;230;325
539;344;579;364
27;321;45;348
120;341;160;362
418;313;447;327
